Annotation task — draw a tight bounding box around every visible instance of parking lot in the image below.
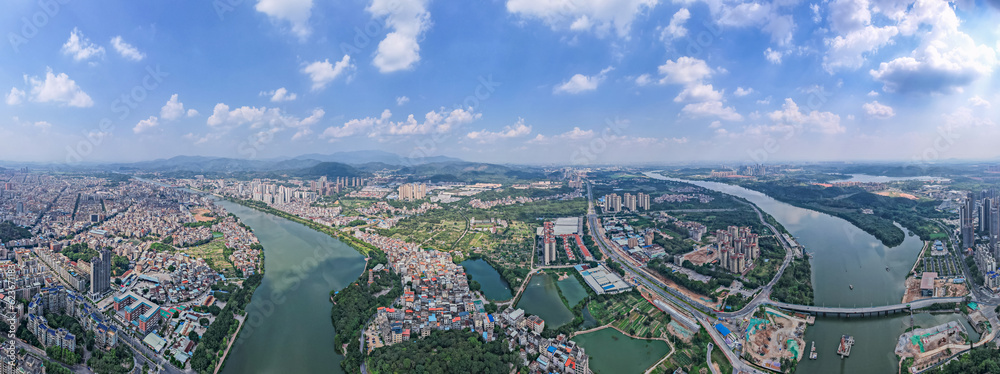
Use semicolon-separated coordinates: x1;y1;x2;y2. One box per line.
921;255;960;277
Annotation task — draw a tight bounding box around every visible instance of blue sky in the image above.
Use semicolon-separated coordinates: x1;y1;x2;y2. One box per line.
1;0;998;165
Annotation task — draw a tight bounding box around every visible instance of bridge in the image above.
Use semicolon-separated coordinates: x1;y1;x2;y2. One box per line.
766;297;965;318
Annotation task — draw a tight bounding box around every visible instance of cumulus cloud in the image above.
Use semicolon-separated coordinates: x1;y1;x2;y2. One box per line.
969;95;991;108
26;69;93;107
660;8;691;42
657;57;712;85
133;116;159;134
368;0;431;73
111;36;145;61
716;2;796;46
160;94;195;120
321;107;480;140
396;96;410;106
261;87;297;102
554;67;613;94
466;118;533;143
61;28;105;62
868;0;997;93
768;98;844;134
506;0;659;38
674;84;724;103
764;48;784;64
681;101;744;121
5;87;25;105
302;56;355;91
862;100;895;119
734;87;754;97
256;0;313;39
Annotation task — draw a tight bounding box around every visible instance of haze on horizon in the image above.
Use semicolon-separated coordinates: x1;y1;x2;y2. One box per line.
1;0;999;166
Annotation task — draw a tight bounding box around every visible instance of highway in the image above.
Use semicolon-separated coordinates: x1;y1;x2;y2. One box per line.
585;182;767;374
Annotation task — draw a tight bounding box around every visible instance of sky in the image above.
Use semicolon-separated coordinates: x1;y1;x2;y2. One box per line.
0;0;999;166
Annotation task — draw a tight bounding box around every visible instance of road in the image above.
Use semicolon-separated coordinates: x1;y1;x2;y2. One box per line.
585;181;767;374
707;343;721;374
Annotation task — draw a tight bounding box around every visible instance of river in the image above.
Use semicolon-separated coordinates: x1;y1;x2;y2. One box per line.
645;172;973;374
212;198;366;374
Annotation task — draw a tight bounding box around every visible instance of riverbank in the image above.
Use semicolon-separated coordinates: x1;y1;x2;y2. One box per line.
220;195;379;257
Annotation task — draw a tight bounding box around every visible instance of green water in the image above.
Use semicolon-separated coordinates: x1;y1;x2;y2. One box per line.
214;198;366;374
647;173;974;374
574;328;670;374
516;272;574;328
796;313;980;374
461;259;513;301
558;275;588;307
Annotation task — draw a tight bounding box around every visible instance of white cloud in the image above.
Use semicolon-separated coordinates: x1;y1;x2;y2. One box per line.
256;0;313;39
557;127;595;140
396;96;410;106
5;87;25;105
187;109;199;117
466;118;533;143
757;96;772;105
734;87;754;97
322;107;480;140
709;121;722;128
262;87;297;102
26;69;93;107
322;109;392;139
386;108;480;135
867;90;879;97
674;83;723;103
768;98;844;134
33;121;52;131
368;0;431;73
828;0;872;34
61;28;105;62
660;8;691;42
110;36;145;61
716;2;796;46
554;67;613;94
969;96;991;108
657;57;712;85
681;101;744;121
823;25;898;72
506;0;659;38
160;94;189;121
302;56;355;91
635;74;653;86
133;116;159;134
764;48;784;64
869;0;998;93
862;100;895;119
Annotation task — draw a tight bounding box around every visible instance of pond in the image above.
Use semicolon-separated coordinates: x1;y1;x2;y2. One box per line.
574;328;670;374
461;258;513;301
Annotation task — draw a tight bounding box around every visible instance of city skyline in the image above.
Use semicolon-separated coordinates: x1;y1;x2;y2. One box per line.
1;0;999;165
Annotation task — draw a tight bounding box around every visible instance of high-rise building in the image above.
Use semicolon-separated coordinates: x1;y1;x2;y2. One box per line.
398;183;427;201
602;194;621;213
961;193;976;249
542;222;556;265
623;193;637;211
637;193;650;211
715;226;760;274
90;249;112;296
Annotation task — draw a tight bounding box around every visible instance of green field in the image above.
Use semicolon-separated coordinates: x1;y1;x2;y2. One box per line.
180;236;235;276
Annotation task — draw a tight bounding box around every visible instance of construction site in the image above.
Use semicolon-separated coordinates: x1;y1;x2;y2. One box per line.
743;308;808;372
901;276;969;303
680;245;717;266
894;321;970;372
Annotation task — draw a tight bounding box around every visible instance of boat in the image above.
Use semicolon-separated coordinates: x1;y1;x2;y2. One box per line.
849;284;853;290
886;266;890;272
837;335;855;358
810;341;817;360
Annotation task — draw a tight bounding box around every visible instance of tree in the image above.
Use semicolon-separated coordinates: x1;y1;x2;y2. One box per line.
188;331;200;343
199;318;209;326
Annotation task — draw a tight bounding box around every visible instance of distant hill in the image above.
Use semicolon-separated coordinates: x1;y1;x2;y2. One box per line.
400;162;546;183
292;150;462;165
106;156;323;173
293;162;364;179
